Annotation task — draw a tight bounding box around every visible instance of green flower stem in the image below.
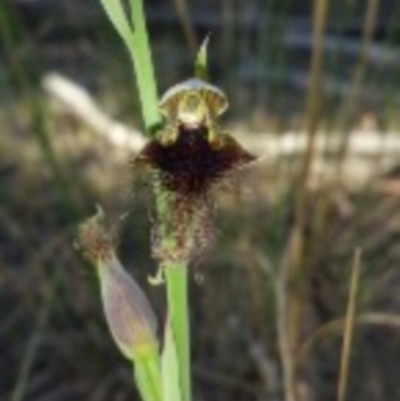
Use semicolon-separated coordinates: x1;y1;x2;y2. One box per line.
100;0;162;135
98;2;192;401
165;265;191;401
134;352;162;401
127;0;162;136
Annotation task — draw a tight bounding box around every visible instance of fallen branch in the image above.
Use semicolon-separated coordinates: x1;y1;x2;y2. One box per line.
42;72;400;187
42;73;146;151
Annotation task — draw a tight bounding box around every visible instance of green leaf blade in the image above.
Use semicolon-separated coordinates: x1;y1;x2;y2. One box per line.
98;0;134;51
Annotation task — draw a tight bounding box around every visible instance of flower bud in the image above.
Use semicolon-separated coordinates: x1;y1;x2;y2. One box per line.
78;208;158;360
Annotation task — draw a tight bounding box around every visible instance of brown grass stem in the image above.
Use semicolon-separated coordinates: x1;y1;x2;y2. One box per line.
11;283;55;401
294;311;400;373
170;0;198;55
285;1;329;398
335;0;380;173
276;245;296;401
337;248;362;401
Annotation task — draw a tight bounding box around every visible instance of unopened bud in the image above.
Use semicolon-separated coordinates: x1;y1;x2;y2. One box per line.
78;207;158;360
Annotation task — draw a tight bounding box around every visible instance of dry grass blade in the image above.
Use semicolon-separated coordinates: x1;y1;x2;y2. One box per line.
295;312;400;372
335;0;380;174
285;1;329;398
11;285;55;401
276;242;296;401
337;0;380;129
337;248;362;401
170;0;198;55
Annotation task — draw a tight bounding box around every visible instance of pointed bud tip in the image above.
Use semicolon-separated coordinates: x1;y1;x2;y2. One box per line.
195;33;212;81
78;206;114;264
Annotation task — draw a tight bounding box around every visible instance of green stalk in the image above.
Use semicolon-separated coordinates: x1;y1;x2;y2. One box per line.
98;2;192;401
99;0;162;134
153;187;191;401
165;265;190;401
134;353;163;401
127;0;162;136
126;1;192;398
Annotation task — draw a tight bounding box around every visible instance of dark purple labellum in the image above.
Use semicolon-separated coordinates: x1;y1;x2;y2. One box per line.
134;125;257;196
132;123;257;264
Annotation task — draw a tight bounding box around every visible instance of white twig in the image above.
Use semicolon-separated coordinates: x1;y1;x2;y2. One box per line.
42;72;146;151
42;72;400;187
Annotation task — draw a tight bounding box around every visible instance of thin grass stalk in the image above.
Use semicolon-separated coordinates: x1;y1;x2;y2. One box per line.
1;8;79;396
170;0;198;55
295;311;400;372
308;0;377;283
337;249;362;401
254;0;273;110
235;0;252;117
269;0;293;115
296;0;329;209
334;0;379;172
308;0;357;267
223;0;239;103
378;1;400;123
276;245;296;401
0;2;80;219
336;0;380;123
11;282;55;401
220;0;234;74
286;0;329;385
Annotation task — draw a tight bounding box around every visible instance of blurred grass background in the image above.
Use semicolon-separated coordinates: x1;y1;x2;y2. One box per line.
3;0;400;400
